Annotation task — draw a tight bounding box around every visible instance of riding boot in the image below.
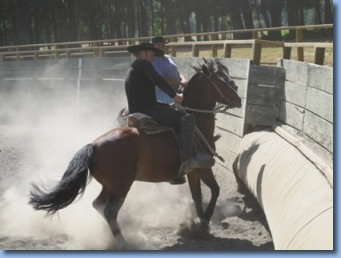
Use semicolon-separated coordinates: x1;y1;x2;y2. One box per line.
180;114;216;174
170;114;215;185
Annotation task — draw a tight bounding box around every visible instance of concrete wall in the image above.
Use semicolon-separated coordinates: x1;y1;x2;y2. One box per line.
0;57;131;125
232;59;333;250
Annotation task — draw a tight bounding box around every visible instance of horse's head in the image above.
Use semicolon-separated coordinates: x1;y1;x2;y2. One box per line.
186;58;241;110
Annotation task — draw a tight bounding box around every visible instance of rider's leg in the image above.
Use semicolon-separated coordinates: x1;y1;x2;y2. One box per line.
145;104;214;180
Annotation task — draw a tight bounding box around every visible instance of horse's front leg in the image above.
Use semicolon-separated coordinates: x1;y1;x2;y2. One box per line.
197;168;220;221
187;170;205;220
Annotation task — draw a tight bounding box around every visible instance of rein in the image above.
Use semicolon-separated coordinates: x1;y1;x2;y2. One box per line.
178;104;228;114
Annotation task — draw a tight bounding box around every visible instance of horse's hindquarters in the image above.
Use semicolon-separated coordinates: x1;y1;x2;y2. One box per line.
135;131;181;182
91;127;181;184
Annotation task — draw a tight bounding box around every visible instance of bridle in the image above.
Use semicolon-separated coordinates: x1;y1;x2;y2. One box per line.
178;71;232;114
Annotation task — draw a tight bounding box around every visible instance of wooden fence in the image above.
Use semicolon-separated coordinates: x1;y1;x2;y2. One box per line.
277;59;333;170
0;24;333;65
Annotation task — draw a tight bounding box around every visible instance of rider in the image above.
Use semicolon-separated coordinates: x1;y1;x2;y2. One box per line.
125;42;213;184
151;36;188;104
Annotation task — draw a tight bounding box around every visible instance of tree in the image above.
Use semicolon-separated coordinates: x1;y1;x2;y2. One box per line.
240;0;254;29
0;0;333;46
324;0;333;24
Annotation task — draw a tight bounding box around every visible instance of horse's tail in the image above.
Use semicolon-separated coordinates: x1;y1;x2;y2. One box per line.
29;144;94;216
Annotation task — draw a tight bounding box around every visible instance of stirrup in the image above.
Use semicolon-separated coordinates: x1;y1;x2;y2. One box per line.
195;152;215;168
178;153;215;177
178;159;200;177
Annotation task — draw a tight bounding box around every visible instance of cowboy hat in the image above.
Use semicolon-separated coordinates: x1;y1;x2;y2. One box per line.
127;42;164;56
151;36;168;44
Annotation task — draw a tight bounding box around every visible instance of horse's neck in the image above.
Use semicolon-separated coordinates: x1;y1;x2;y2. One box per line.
183;73;216;110
191;113;216;151
184;73;217;147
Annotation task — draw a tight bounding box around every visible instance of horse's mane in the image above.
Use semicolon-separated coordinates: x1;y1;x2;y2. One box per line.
190;58;229;76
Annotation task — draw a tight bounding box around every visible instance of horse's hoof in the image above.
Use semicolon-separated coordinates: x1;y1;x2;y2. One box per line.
177;218;211;240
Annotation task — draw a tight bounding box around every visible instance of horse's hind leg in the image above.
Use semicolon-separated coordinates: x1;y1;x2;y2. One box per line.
93;187;109;218
104;193;129;249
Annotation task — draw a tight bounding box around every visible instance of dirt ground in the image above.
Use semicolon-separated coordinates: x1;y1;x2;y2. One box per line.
0;123;273;251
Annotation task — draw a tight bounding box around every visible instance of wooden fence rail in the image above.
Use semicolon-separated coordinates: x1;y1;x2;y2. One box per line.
0;24;333;65
0;23;332;51
0;40;333;66
166;39;284;65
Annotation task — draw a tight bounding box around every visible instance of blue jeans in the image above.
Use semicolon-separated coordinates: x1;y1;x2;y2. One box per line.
144;104;186;131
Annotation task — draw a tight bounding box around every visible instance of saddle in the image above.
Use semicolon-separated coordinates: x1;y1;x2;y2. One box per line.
127;113;174;135
118;109;174;135
116;108;223;162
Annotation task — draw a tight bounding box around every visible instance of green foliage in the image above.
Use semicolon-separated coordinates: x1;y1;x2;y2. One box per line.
0;0;333;46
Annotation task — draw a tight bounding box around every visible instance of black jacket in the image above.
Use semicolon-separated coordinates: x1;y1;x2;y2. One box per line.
125;59;176;113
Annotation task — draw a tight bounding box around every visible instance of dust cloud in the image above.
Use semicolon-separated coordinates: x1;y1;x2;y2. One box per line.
0;59;192;250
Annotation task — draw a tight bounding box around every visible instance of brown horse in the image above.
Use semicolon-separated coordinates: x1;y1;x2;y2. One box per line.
29;58;241;248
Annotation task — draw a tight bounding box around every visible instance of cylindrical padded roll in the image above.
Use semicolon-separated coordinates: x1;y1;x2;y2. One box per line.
233;130;333;250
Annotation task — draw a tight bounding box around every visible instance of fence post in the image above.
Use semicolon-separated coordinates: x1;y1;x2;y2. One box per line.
252;41;262;65
314;47;325;65
15;47;20;60
212;45;218;57
252;31;259;39
283;47;291;60
170;37;177;42
296;29;304;61
171;46;176;57
223;43;232;58
211;34;218;41
192;44;199;57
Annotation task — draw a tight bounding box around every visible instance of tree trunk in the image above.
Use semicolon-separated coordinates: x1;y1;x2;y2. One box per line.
314;0;322;24
151;0;155;35
127;0;135;38
240;0;254;39
260;0;271;28
67;0;77;41
286;0;297;39
0;0;5;45
164;0;176;35
15;0;29;44
240;0;254;29
324;0;333;39
139;0;148;36
114;3;123;39
297;0;305;25
267;0;282;40
229;0;245;39
160;1;165;35
324;0;333;23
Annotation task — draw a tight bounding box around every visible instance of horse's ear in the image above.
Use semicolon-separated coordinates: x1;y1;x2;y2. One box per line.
190;62;201;72
216;58;229;73
202;64;209;75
